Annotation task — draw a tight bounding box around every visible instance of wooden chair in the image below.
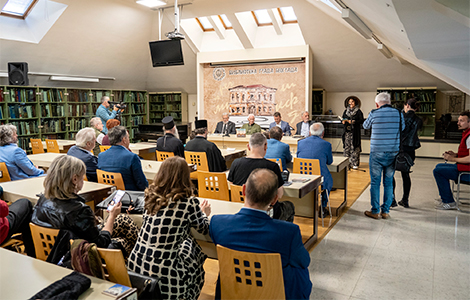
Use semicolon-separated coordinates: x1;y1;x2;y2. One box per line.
99;145;111;153
96;170;126;190
217;245;285;300
29;223;60;261
185;151;209;180
293;157;331;227
156;151;174;161
267;158;283;171
97;248;132;287
0;162;11;183
0;233;23;253
30;138;45;154
197;171;230;201
230;184;245;203
45;139;60;153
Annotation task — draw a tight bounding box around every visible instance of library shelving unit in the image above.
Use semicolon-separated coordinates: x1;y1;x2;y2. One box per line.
377;87;437;137
312;89;325;115
113;90;148;139
148;92;188;124
38;87;67;140
0;86;6;125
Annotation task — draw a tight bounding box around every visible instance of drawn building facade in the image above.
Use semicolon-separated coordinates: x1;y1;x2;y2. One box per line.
228;84;277;116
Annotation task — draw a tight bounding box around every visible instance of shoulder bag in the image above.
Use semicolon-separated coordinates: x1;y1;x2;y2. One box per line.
395;110;414;173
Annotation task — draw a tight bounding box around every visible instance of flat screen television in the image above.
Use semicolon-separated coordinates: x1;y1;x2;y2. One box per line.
149;39;184;67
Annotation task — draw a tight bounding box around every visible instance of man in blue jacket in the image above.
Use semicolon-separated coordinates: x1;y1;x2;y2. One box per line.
210;168;312;299
98;126;148;191
297;122;333;216
269;112;292;136
265;126;292;170
95;96;119;134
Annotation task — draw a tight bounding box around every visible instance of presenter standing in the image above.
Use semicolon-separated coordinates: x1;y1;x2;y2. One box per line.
96;96;119;134
341;96;364;169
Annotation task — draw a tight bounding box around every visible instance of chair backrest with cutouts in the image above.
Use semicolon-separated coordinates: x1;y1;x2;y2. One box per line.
45;139;60;153
230;184;245;203
99;145;111;153
217;245;285;300
293;157;320;175
29;223;60;261
30;138;45;154
197;171;229;201
156;151;174;161
96;169;126;190
97;248;132;287
185;151;209;172
0;162;11;183
267;158;283;172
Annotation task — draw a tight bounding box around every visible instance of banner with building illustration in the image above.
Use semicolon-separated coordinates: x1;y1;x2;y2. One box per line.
202;61;306;133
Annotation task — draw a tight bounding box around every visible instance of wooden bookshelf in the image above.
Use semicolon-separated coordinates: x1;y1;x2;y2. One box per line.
148;92;188;124
312;89;325;115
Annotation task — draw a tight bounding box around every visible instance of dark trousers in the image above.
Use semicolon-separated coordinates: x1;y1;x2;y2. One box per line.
5;198;36;257
393;149;416;203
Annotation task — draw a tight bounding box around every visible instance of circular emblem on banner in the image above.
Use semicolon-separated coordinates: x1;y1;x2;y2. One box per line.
213;67;226;81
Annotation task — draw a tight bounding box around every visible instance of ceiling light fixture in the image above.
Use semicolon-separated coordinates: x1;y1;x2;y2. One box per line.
341;8;372;39
49;76;99;83
136;0;166;8
377;44;393;59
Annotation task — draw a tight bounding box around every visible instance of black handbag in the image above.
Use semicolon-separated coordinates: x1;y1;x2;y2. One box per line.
395;111;414;173
128;271;162;300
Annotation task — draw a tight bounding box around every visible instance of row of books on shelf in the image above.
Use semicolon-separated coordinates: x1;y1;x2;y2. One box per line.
69;118;89;131
41;104;65;118
18;137;35;150
8;88;36;103
131;116;145;125
41;90;64;102
130;103;146;114
120;92;146;103
9;104;36;119
386;91;435;103
0;107;2;119
150;93;182;103
149;103;181;111
10;121;39;135
417;103;436;113
69;103;90;117
68;89;90;102
42;119;66;132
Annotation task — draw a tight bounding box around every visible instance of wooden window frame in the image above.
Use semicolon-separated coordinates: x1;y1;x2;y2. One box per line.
277;7;298;24
0;0;38;20
218;15;232;30
195;17;215;32
251;10;272;27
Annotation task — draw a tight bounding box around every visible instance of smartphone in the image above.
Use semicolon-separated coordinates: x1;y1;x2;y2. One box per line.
107;190;125;211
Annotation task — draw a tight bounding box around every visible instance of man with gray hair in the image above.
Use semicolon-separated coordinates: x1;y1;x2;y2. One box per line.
90;117;105;156
295;111;313;137
98;126;148;191
228;133;295;222
95;96;119;134
297;122;333;216
240;114;261;135
67;127;98;182
363;92;405;219
214;113;236;135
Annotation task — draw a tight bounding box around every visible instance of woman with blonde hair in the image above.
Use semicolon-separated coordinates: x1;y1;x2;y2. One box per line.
127;156;211;300
32;155;138;256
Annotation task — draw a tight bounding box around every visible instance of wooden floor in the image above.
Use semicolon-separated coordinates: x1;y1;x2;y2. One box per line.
198;162;371;300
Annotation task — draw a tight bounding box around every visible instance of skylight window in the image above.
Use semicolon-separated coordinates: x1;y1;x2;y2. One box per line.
219;14;232;29
278;7;298;23
252;9;272;26
1;0;37;19
320;0;341;13
196;17;214;31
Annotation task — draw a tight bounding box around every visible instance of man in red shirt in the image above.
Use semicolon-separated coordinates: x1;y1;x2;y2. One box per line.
433;111;470;210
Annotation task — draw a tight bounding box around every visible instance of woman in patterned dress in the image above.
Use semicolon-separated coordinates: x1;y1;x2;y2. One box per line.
127;156;211;299
342;96;364;169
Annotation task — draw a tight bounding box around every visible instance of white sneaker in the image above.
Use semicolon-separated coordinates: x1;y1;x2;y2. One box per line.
435;202;457;210
352;166;358;170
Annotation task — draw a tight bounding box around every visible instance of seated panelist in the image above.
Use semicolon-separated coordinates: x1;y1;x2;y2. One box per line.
269;112;292;136
214;113;236;135
240;114;262;135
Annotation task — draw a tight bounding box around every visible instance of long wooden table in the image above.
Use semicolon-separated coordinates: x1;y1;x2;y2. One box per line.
208;134;301;153
128;142;157;160
1;176;113;207
0;248;124;299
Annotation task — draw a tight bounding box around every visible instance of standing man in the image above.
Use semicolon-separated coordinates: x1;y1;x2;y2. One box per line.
433;111;470;210
96;96;119;134
157;116;184;157
269;112;292;136
185;120;226;172
210;169;312;299
362;92;404;219
295;111;313;137
240;114;261;134
214;113;236;135
297;123;333;216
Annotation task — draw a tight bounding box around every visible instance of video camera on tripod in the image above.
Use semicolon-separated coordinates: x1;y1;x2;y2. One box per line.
109;101;127;113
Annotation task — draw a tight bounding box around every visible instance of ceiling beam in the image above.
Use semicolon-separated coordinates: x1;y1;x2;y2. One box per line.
268;8;283;35
227;13;254;49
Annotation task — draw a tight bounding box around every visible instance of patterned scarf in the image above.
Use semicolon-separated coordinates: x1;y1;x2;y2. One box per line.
345;106;359;118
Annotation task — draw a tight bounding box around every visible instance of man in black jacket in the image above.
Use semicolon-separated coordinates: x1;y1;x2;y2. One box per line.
295;111;313;137
156;116;185;157
213;113;236;135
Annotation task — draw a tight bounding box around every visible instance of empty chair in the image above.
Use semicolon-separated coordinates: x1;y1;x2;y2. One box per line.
30;138;45;154
97;248;132;286
29;223;60;261
230;184;245;203
453;171;470;211
97;169;126;190
0;162;11;183
197;171;229;201
156;151;174;161
45;139;60;153
217;245;285;300
185;151;209;180
99;145;111;153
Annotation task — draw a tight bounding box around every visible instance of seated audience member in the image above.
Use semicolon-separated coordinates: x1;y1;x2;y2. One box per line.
213;113;236;135
210;169;312;300
296;111;313;137
156;116;184;157
32;155;138;256
269;112;292;136
67;128;98;182
185;120;226;172
228;133;294;221
0;124;44;181
434;111;470;210
101;119;121;146
98;126;148;191
90;117;105;156
240;114;262;135
265;126;292;170
0;197;35;257
128;156;211;300
297;122;333;216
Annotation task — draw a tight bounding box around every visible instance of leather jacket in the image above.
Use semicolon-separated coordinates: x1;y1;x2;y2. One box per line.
32;194;111;248
401;110;423;150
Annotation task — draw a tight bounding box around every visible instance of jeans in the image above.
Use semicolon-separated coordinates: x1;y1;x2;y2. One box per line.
369;152;397;214
433;163;470;203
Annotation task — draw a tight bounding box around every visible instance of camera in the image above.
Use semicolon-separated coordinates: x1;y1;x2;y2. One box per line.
109;101;127;112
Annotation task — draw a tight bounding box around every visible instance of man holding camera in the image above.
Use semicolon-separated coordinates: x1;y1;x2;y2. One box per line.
96;96;119;134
